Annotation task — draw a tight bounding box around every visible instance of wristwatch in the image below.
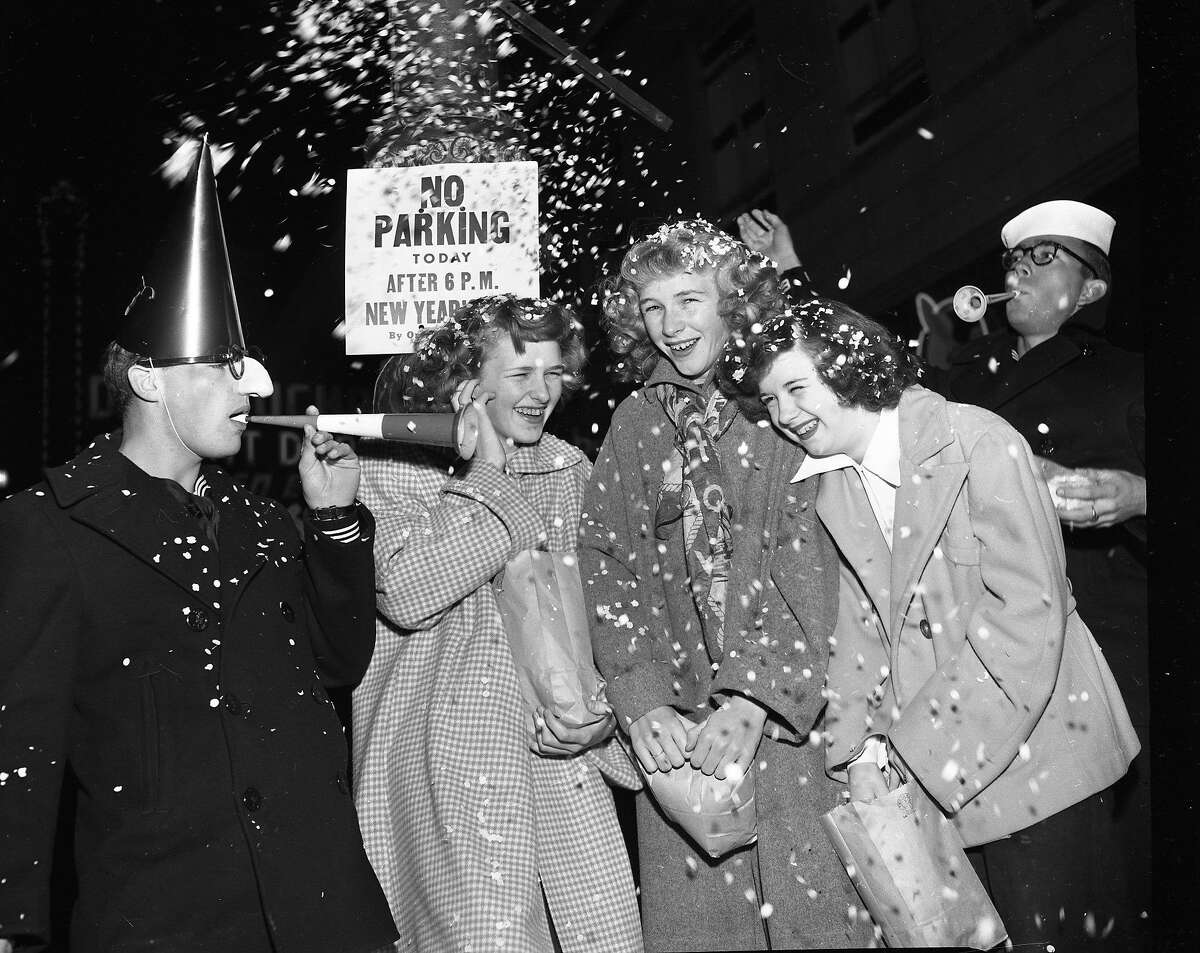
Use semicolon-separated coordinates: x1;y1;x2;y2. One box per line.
309;502;359;522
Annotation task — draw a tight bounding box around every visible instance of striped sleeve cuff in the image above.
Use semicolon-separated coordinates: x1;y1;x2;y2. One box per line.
318;520;361;543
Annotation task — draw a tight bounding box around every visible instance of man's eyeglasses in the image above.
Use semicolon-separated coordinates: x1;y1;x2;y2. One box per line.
137;344;267;380
1001;241;1097;279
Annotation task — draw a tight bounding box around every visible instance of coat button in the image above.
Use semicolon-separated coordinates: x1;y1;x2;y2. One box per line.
242;787;263;812
919;619;933;639
311;682;329;705
279;601;295;622
336;772;350;795
186;609;210;632
223;694;243;716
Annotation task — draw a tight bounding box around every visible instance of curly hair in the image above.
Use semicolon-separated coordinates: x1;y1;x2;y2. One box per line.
372;294;587;413
600;218;787;383
718;296;924;419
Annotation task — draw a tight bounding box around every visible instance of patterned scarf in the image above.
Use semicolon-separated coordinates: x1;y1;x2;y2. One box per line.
655;384;737;652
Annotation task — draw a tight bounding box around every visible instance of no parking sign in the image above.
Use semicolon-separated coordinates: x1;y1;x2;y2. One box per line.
344;161;540;354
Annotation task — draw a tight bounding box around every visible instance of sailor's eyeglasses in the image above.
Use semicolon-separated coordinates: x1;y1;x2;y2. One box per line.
1001;241;1097;279
137;344;267;380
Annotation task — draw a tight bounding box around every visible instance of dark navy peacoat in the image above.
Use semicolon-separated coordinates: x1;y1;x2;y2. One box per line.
0;433;398;952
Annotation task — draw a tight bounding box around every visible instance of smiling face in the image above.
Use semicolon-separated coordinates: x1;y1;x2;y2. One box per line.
756;345;879;462
154;354;273;460
476;335;564;447
638;270;728;379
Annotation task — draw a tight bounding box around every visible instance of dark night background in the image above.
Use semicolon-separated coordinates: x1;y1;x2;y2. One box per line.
1;0;1197;949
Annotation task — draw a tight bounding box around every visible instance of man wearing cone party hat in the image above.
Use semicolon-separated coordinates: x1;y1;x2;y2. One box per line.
0;137;398;952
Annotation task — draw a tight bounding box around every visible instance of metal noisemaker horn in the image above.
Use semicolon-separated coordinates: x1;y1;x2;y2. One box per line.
952;285;1017;323
117;134;245;360
248;410;480;460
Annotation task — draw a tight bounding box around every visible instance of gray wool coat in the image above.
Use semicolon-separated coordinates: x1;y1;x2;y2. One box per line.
580;363;871;951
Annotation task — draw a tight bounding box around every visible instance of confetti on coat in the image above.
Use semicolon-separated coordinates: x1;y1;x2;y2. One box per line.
579;363;871;951
0;433;396;952
353;435;643;953
819;387;1139;846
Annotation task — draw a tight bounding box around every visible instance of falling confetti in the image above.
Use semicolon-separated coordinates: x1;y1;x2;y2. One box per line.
157;1;669;298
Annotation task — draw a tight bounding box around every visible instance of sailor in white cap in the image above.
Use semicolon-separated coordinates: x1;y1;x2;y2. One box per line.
998;199;1115;355
936;199;1148;951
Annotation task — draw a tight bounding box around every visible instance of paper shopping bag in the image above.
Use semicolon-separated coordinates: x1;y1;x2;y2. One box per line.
821;782;1007;949
645;762;758;859
495;549;608;728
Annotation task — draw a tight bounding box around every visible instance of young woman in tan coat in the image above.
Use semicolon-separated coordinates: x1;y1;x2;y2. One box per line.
720;296;1140;947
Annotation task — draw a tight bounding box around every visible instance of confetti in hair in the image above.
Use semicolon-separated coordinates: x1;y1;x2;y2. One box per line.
628;217;772;274
718;296;923;415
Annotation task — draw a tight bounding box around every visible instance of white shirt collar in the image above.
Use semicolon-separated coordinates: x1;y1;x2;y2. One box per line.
791;406;901;485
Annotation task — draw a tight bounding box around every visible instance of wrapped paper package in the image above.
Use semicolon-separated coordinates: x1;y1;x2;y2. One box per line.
645;761;758;859
495;549;608;728
821;782;1007;950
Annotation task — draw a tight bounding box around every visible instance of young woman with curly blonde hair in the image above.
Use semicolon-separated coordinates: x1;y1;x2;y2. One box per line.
579;222;870;951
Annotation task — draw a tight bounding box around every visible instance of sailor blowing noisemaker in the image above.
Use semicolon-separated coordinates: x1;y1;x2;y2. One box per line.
952;286;1018;323
248;410;479;459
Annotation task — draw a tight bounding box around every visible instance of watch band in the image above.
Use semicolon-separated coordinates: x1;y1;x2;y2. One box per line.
309;502;359;522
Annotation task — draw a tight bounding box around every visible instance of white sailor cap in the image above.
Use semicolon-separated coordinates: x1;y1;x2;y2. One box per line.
1001;200;1115;255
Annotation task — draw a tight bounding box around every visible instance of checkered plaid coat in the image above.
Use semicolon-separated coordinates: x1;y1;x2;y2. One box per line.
353;435;643;953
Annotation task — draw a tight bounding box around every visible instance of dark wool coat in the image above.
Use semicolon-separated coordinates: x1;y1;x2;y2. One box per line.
580;363;870;952
934;324;1146;724
0;434;397;953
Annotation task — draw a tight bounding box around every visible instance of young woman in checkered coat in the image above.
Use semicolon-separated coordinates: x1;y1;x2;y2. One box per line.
351;296;643;953
579;221;870;950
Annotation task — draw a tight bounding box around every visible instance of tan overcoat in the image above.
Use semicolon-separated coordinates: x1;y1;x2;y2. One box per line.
820;386;1139;847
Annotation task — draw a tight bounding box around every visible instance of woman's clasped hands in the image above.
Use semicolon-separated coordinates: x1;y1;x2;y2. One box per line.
629;696;767;780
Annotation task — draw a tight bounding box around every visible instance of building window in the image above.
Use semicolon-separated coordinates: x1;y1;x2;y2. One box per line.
701;11;771;216
836;0;930;147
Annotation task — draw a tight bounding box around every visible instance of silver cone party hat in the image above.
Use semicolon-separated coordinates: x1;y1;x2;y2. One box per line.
117;134;246;359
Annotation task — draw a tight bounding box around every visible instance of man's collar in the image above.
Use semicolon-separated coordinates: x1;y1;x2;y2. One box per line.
790;406;900;485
